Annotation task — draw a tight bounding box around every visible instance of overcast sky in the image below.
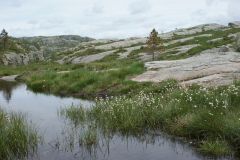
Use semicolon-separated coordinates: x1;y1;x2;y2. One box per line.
0;0;239;39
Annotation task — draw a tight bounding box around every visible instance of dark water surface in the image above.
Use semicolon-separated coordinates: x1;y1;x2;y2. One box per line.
0;80;232;160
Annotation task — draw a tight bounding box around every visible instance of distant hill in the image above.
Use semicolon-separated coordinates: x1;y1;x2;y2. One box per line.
0;21;240;65
0;35;94;65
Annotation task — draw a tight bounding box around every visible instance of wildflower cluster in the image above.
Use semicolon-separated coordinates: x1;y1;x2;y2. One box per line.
63;81;240;156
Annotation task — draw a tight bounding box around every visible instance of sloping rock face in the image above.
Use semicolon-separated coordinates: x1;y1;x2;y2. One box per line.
118;46;145;59
71;50;117;64
229;21;240;28
0;35;94;65
56;38;147;64
1;51;44;65
94;38;147;50
159;24;225;39
132;49;240;87
21;35;93;49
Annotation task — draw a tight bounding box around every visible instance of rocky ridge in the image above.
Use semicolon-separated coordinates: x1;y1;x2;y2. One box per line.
1;21;240;87
0;35;93;65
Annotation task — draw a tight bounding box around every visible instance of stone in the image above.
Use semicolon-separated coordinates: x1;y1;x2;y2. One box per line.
132;50;240;87
1;51;44;65
0;75;19;81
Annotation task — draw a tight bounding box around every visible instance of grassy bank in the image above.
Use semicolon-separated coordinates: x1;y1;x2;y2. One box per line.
24;61;145;98
0;109;39;159
61;80;240;157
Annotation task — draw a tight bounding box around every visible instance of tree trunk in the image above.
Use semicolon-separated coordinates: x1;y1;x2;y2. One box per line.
152;45;156;61
3;40;5;51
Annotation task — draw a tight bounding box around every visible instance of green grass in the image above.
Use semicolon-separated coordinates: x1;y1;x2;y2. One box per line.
25;62;145;98
0;109;39;159
74;48;106;57
61;80;240;156
60;105;86;126
199;140;232;156
79;127;98;147
158;28;240;60
126;27;240;61
0;62;79;76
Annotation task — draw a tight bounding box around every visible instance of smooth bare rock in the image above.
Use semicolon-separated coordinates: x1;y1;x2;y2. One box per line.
170;44;200;55
0;75;19;82
95;38;147;50
79;39;119;47
164;34;212;46
139;52;154;61
229;21;240;28
181;73;240;87
118;45;146;59
132;50;240;87
207;38;223;43
71;50;117;64
160;24;224;39
138;44;200;61
228;32;240;39
2;51;44;65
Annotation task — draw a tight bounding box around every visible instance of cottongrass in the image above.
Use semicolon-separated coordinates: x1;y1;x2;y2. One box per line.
62;80;240;156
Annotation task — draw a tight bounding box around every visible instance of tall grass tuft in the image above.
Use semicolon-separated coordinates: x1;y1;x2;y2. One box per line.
0;109;39;160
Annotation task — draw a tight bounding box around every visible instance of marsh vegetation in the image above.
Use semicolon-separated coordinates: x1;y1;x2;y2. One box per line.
61;80;240;157
0;109;39;160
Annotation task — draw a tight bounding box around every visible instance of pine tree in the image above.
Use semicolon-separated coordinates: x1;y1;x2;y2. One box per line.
147;29;164;60
0;29;8;51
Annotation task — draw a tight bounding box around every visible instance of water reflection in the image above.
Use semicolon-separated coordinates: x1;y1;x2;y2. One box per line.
57;115;213;160
0;80;21;102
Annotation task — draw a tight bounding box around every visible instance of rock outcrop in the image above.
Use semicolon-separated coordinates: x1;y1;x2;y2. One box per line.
71;50;117;64
229;21;240;28
0;35;94;65
1;21;240;67
132;48;240;87
94;38;147;50
1;51;44;65
159;24;225;39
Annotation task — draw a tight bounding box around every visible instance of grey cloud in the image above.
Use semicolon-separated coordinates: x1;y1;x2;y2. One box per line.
129;0;151;15
92;3;104;14
0;0;239;39
0;0;23;8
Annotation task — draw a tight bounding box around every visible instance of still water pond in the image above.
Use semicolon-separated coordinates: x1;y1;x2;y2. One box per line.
0;80;230;160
